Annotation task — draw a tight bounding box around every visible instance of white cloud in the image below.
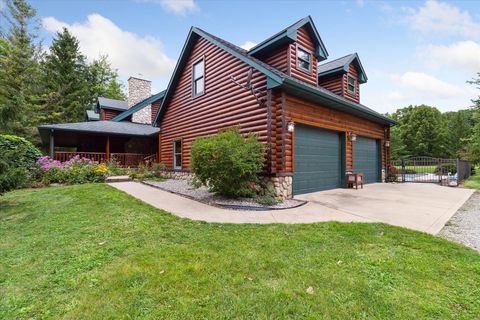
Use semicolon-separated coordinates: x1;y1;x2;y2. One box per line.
405;0;480;39
240;41;257;50
149;0;199;15
420;41;480;71
42;14;176;80
392;71;464;98
355;0;365;7
362;71;476;113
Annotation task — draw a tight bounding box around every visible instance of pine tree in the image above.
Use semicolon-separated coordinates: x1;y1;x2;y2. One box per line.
0;0;39;135
39;27;90;124
87;55;126;102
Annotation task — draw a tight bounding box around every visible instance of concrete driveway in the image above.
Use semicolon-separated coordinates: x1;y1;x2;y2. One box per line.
295;183;474;234
110;182;474;235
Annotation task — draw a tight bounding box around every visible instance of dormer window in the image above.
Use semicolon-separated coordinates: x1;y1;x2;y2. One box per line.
297;47;311;72
193;58;204;97
347;76;356;94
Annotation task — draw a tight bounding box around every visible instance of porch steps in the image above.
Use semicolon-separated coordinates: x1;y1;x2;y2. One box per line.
106;175;132;183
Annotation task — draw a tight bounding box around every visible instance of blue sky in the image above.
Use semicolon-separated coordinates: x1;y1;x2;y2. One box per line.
11;0;480;113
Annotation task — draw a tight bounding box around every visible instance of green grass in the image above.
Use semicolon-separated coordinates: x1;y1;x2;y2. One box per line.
394;165;437;173
1;184;479;319
464;169;480;190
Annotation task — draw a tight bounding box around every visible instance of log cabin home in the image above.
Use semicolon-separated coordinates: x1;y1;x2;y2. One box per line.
38;16;395;198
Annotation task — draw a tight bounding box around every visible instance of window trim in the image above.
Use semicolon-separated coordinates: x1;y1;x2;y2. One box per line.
347;76;357;95
296;45;312;73
173;139;182;170
192;57;205;98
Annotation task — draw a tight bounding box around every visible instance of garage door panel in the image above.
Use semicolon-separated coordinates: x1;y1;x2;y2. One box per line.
353;136;380;184
293;125;344;195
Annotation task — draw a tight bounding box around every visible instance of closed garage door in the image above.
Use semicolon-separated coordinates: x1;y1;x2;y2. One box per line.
353;136;381;184
293;124;344;195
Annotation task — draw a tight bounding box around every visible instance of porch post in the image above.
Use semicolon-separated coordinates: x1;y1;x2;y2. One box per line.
157;134;161;163
106;136;110;161
49;130;55;159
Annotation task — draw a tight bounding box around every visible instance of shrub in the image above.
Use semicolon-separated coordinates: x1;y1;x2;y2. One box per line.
435;163;457;175
105;159;130;176
34;156;106;185
0;135;42;170
190;127;265;198
0;151;28;195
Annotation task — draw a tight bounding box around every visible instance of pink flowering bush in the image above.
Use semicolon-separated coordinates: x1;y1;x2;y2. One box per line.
34;155;107;185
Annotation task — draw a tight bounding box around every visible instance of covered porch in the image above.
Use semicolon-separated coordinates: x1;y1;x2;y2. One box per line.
38;121;160;167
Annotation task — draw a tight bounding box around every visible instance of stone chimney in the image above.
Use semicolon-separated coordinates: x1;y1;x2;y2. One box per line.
128;76;152;124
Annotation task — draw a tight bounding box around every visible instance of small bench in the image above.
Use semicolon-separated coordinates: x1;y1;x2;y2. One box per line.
346;173;364;189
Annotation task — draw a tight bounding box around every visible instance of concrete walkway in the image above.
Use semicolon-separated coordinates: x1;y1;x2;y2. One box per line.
109;182;474;234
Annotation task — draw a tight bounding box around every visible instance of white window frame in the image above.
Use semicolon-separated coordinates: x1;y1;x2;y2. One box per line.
173;140;182;170
347;76;357;94
192;58;205;97
297;47;311;73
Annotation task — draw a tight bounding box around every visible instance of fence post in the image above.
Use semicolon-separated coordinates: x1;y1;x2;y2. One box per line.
401;159;405;183
438;159;442;184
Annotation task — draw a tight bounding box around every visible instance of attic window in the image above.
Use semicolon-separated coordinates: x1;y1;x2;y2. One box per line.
193;59;205;97
297;47;311;72
347;76;357;94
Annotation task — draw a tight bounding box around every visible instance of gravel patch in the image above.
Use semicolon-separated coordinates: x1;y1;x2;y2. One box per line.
143;179;306;210
439;191;480;251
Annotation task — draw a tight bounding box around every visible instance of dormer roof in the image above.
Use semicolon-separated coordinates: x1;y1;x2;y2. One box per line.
317;53;368;83
248;16;328;61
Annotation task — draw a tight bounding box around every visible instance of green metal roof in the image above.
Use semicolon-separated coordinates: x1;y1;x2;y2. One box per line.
248;16;328;61
153;22;395;127
111;90;166;122
318;53;368;84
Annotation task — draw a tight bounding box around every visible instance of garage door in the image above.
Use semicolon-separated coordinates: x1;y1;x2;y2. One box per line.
293;124;344;195
353;136;381;184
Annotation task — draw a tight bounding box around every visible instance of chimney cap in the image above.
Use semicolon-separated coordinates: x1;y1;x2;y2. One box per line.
128;76;152;82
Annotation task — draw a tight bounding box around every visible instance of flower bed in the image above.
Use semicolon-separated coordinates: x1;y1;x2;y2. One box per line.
33;156;107;185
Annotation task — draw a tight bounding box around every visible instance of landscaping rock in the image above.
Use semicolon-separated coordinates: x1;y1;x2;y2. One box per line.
143;179;305;210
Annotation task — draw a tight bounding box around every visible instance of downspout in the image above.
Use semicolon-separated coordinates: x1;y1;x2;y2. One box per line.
384;126;388;181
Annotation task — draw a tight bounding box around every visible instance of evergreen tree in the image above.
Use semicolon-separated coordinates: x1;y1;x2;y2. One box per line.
38;27;90;124
0;0;39;135
463;73;480;163
87;55;126;102
442;109;474;157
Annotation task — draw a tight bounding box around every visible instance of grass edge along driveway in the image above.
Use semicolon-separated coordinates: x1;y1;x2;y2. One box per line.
1;184;479;319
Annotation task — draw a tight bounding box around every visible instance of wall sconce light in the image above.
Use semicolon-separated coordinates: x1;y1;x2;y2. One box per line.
385;140;390;147
348;132;357;142
287;122;295;132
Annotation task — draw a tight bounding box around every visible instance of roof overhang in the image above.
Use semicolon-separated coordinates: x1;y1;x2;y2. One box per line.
111;90;166;122
38;121;160;145
248;16;328;61
271;77;396;125
318;53;368;84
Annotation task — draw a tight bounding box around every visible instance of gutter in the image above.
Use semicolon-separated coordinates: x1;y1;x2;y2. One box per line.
280;77;397;126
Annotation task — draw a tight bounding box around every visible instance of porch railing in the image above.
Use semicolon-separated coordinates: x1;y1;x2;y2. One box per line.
111;153;149;167
55;152;106;163
54;152;156;167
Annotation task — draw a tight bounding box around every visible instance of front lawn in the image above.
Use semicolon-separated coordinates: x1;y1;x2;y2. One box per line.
1;185;479;319
464;169;480;190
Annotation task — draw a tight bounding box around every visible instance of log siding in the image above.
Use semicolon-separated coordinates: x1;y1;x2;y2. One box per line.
279;94;387;174
288;27;318;86
101;109;122;121
343;63;360;103
159;37;268;170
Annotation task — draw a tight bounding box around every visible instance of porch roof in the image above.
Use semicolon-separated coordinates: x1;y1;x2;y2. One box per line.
38;121;160;145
